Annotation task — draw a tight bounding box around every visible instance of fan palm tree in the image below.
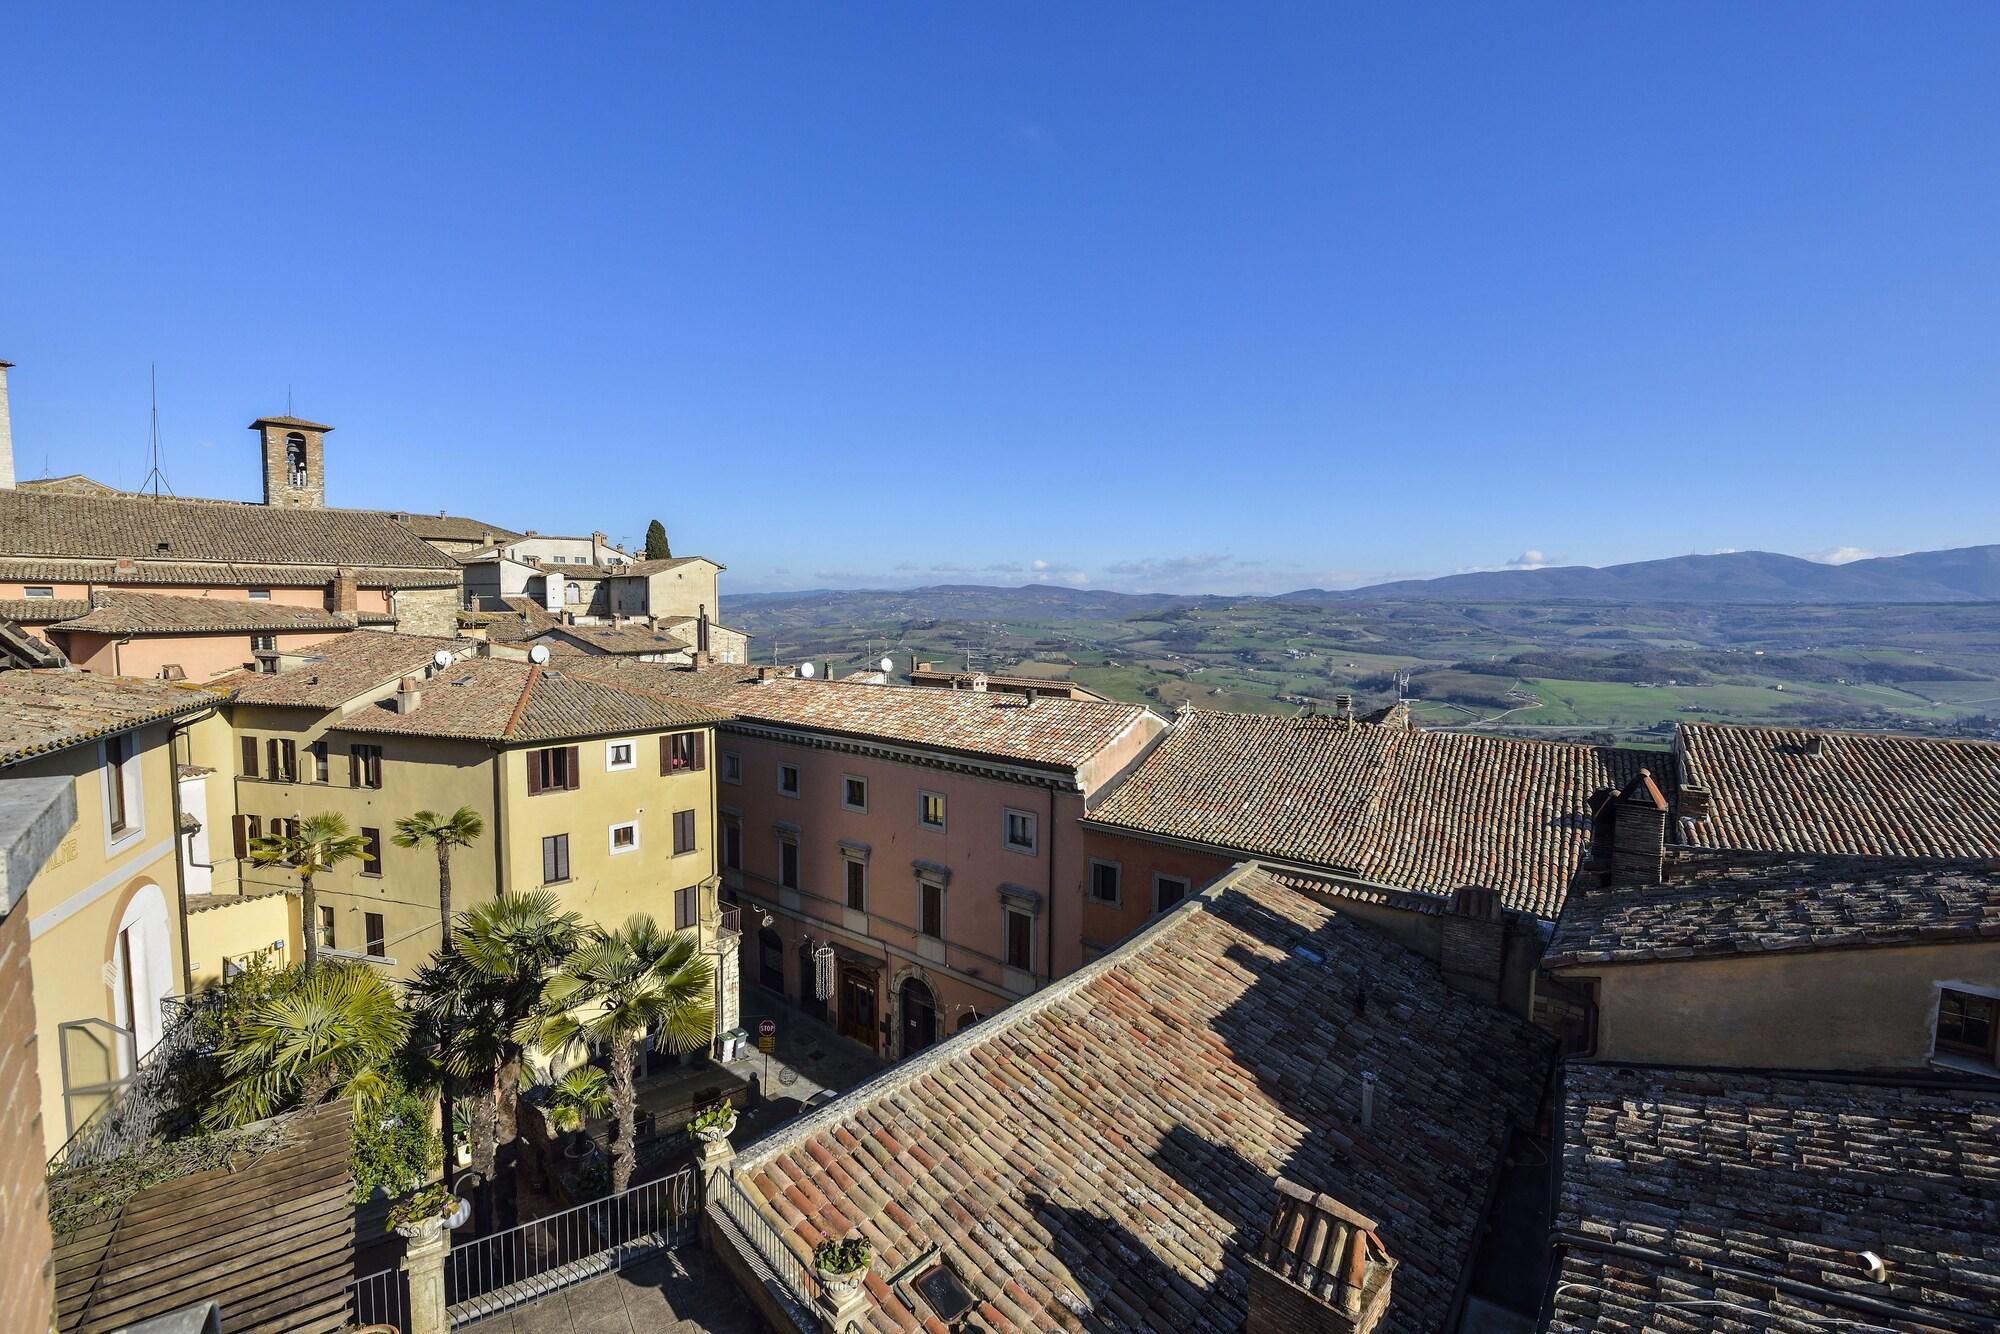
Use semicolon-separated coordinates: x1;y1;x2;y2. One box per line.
251;812;373;975
448;892;583;1152
533;916;714;1193
391;807;484;952
406;952;508;1177
204;961;411;1129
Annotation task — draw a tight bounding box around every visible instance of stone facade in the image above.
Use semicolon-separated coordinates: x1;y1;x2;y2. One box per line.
254;418;328;508
0;900;53;1334
393;586;462;638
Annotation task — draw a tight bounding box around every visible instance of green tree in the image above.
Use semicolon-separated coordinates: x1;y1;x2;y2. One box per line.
533;916;714;1193
644;519;671;561
203;961;411;1129
406;954;507;1176
392;807;485;952
251;812;374;975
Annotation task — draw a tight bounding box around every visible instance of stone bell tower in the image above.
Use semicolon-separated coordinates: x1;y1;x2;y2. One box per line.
250;416;332;508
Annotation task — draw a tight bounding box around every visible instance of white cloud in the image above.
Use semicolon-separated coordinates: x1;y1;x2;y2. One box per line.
1801;545;1883;565
1505;549;1553;570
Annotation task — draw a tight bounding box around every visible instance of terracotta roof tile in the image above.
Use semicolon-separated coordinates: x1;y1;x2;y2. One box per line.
733;862;1553;1334
0;670;227;768
0;489;458;572
561;659;1158;771
0;556;457;590
1090;709;1660;917
0;598;91;623
539;623;693;655
219;631;468;710
1545;855;2000;967
49;591;358;635
1549;1065;2000;1332
332;658;728;743
382;511;522;543
1675;721;2000;859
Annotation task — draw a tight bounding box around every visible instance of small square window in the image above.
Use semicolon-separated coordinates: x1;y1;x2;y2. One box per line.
918;791;946;830
843;776;868;812
609;821;639;854
1090;860;1121;905
779;764;800;796
1937;988;1998;1061
606;740;636;771
1003;809;1037;854
722;751;742;784
1155;874;1190;914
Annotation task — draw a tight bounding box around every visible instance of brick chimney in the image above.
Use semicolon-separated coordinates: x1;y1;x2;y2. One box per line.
393;676;422;714
0;359;15;490
328;569;359;616
1247;1179;1395;1334
1439;885;1505;1003
1589;769;1668;888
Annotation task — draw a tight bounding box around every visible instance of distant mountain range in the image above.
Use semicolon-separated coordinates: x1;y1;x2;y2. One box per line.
724;544;2000;623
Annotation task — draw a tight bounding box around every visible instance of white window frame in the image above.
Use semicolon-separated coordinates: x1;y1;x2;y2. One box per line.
1002;808;1038;855
778;763;801;797
842;774;869;813
608;821;640;855
918;790;947;832
605;739;637;772
1154;873;1191;915
1089;858;1122;906
721;751;742;785
100;733;144;852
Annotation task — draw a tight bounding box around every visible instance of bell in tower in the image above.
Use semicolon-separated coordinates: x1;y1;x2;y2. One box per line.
250;416;332;507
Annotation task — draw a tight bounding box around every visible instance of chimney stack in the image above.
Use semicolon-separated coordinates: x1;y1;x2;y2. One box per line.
1247;1179;1395;1334
1589;769;1669;888
1440;885;1506;1002
0;360;15;490
328;569;359;616
697;603;711;655
394;676;422;714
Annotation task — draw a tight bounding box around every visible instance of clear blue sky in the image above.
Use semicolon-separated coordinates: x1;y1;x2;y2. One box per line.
4;5;1995;594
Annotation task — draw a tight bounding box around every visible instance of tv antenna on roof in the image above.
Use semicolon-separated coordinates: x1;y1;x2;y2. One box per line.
138;363;175;498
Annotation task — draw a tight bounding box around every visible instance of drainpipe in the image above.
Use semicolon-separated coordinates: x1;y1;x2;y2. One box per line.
167;704;221;996
112;635;132;677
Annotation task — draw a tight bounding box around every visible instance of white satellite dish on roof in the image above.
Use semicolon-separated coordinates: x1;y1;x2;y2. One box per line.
433;649;453;669
879;656;895;674
528;645;551;665
799;661;817;679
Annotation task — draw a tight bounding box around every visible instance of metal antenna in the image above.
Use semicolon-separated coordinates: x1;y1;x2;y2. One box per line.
138;363;175;497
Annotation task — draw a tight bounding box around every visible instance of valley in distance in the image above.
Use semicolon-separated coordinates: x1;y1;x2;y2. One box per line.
722;543;2000;748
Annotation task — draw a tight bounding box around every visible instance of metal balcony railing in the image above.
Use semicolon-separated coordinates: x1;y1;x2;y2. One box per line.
48;990;226;1170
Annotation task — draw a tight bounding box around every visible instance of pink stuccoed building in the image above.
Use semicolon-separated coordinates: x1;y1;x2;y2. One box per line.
560;658;1168;1060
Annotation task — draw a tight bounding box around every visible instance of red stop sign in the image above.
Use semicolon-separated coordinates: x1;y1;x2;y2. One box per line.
758;1019;776;1037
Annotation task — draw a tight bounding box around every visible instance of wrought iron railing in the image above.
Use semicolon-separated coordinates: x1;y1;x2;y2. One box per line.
444;1169;698;1325
349;1265;410;1331
713;904;742;940
48;990;226;1170
709;1169;822;1311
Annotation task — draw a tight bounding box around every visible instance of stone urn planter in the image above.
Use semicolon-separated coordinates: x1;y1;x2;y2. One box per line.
389;1184;466;1240
689;1106;738;1145
813;1238;873;1299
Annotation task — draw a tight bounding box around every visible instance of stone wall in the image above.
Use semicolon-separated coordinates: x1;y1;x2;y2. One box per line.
392;586;462;638
0;901;54;1334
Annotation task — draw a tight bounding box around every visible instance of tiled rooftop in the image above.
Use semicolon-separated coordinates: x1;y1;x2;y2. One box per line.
333;659;728;743
541;623;693;655
220;631;469;710
562;659;1160;772
0;556;459;590
0;598;91;623
1676;721;2000;859
731;861;1552;1333
1545;855;2000;967
384;511;522;543
48;590;358;635
1088;708;1659;917
0;488;460;572
0;670;227;769
1549;1065;2000;1332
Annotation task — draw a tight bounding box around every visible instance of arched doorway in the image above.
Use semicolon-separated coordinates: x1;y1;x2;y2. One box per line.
899;977;938;1057
956;1008;980;1033
112;883;172;1062
798;939;826;1023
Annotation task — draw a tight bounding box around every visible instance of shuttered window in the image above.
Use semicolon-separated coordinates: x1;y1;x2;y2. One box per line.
267;738;297;782
528;747;580;795
359;827;382;877
674;885;697;931
365;913;386;958
232;813;261;860
349;744;383;789
673;808;697;855
541;833;571;884
663;731;706;774
240;735;260;779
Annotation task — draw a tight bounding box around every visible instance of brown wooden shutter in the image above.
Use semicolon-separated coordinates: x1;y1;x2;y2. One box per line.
565;746;580;790
241;736;259;778
232;814;250;859
659;735;672;775
528;750;543;796
692;732;706;771
348;746;360;787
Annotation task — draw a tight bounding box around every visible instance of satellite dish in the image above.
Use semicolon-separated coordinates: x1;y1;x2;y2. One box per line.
799;661;817;679
879;656;895;674
433;649;453;669
528;645;551;665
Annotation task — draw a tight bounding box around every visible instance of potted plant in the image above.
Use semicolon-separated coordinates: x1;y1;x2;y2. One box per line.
687;1100;738;1144
450;1104;472;1169
547;1066;611;1159
388;1183;465;1238
813;1236;873;1297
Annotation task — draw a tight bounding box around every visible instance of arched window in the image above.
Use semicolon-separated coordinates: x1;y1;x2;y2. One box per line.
113;883;173;1060
900;976;938;1056
284;432;308;486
